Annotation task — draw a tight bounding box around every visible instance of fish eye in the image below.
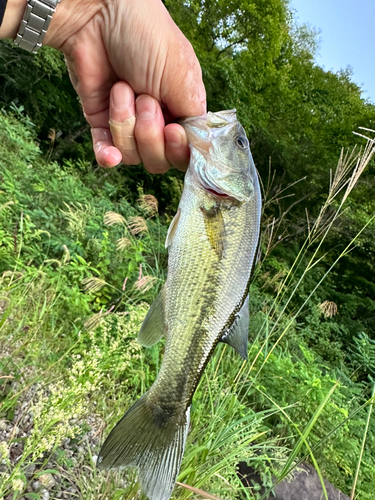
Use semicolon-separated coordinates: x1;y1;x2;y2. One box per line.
235;135;249;150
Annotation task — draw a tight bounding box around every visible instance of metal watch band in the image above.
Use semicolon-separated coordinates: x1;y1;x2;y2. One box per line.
14;0;60;53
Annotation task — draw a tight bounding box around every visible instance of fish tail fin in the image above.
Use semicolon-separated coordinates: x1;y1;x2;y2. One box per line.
97;393;190;500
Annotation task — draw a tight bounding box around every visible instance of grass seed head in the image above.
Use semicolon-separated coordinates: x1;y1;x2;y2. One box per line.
103;211;126;227
84;312;105;332
319;300;338;318
117;237;131;250
128;216;148;235
82;277;108;294
133;275;157;294
138;194;159;217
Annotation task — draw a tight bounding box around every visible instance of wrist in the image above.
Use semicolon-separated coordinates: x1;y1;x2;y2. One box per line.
43;0;103;50
0;0;26;38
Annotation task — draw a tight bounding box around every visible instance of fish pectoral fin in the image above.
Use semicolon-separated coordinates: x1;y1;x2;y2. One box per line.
165;208;181;248
200;205;226;259
138;287;166;347
221;295;249;360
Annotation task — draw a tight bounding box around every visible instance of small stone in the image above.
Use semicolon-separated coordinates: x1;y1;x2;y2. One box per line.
41;489;50;500
39;473;55;490
32;481;41;492
56;492;62;498
0;420;7;431
62;438;70;448
24;463;36;477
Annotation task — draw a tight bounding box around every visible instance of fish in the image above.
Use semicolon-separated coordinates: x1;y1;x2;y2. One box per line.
97;109;262;500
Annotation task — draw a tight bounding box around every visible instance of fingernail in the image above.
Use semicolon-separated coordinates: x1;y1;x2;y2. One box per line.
136;95;157;120
166;129;184;146
112;83;132;110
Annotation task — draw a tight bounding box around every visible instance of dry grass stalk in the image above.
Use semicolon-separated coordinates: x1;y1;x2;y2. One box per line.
128;216;148;235
319;300;338;318
48;128;56;143
117;237;131;251
176;482;224;500
62;244;70;264
133;275;157;294
103;211;126;227
82;277;108;293
259;160;308;261
310;134;375;242
343;137;375;203
122;277;128;291
138;194;158;217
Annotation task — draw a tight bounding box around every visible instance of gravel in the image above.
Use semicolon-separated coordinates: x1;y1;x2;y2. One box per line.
1;389;105;500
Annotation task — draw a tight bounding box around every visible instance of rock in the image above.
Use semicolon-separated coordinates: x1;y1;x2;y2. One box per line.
32;481;41;492
62;438;70;448
0;420;7;431
39;473;56;490
237;462;350;500
41;489;50;500
24;463;36;477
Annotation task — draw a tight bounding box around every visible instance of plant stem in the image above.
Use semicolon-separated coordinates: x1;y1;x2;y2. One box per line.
350;381;375;500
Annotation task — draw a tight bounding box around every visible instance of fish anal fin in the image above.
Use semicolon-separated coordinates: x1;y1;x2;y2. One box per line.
138;287;166;347
165;209;181;248
200;205;226;259
221;295;249;360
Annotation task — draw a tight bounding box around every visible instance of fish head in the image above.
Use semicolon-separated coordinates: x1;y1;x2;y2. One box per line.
182;110;256;202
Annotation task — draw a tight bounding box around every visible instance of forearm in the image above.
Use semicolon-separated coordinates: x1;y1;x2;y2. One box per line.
0;0;26;38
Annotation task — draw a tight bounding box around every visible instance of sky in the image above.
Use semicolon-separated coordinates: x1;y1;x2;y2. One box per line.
291;0;375;103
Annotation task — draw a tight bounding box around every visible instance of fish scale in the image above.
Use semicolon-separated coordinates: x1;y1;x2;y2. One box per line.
97;109;262;500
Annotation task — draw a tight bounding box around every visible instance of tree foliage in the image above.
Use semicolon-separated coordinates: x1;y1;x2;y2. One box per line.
1;1;375;497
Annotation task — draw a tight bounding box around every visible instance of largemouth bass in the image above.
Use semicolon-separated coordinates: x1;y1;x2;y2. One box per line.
97;110;262;500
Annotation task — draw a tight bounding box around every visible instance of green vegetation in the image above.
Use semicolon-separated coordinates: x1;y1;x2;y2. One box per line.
1;1;375;499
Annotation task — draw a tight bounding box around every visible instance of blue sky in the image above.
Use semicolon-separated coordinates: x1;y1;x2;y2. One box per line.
291;0;375;103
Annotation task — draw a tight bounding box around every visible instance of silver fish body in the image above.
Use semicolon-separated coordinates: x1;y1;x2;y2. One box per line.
97;110;262;500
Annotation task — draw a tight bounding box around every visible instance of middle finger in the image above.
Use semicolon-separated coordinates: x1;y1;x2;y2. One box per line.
135;94;171;174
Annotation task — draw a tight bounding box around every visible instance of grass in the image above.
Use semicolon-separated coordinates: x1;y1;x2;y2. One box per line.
1;119;375;499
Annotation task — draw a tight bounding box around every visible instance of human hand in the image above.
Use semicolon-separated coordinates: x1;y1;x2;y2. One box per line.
43;0;206;172
0;0;206;171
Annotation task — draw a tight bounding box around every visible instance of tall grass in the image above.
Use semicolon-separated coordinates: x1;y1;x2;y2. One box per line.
1;132;375;499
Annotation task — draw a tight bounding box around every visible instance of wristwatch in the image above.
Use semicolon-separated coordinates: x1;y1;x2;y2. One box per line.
14;0;60;53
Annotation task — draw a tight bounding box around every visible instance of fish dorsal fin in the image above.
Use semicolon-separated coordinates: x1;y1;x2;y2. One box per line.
138;287;166;347
165;209;181;248
221;295;249;360
200;205;226;259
